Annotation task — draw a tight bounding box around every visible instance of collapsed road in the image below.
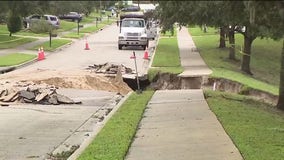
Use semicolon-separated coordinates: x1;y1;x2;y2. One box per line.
0;23;157;159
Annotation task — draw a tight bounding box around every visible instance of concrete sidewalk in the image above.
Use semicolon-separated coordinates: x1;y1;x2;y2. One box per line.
177;27;212;77
125;90;243;160
125;27;243;160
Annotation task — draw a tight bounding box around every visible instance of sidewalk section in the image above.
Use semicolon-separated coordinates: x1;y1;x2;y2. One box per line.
177;27;212;77
125;90;243;160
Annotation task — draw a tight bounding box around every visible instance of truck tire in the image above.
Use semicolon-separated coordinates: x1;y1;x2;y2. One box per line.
118;44;123;50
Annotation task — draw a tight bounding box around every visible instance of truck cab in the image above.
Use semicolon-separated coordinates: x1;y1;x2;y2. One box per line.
118;17;148;50
118;8;149;50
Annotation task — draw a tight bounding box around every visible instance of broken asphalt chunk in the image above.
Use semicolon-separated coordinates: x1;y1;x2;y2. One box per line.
56;94;75;104
19;90;35;100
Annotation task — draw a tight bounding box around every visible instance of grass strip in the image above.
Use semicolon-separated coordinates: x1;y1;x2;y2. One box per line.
77;91;154;160
149;33;183;81
57;20;78;32
152;37;181;67
205;90;284;160
0;53;36;66
30;39;72;51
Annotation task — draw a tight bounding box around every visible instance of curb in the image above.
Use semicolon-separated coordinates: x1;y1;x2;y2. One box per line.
67;91;133;160
149;29;161;68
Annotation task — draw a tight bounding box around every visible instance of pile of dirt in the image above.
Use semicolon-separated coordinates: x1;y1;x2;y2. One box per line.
0;81;80;105
0;69;132;95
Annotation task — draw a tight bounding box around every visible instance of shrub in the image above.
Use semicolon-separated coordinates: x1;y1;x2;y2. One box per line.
30;20;52;34
7;13;22;36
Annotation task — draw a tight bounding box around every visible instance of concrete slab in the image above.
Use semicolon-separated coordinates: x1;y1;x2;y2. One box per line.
177;27;212;77
125;90;243;160
0;89;118;160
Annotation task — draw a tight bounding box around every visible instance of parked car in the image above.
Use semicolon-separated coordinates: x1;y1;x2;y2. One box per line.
23;14;60;29
58;12;82;22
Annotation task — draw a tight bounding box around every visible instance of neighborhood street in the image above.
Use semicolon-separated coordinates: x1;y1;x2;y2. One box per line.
8;23;155;77
0;22;156;159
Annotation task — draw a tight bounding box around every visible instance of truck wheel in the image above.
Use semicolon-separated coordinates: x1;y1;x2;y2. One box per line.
118;44;123;50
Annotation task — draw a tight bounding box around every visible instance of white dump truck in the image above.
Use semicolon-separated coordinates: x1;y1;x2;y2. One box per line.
118;7;149;50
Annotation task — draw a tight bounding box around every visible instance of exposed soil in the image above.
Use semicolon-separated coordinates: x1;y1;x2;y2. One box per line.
205;77;278;105
149;72;278;105
0;69;132;95
150;72;203;90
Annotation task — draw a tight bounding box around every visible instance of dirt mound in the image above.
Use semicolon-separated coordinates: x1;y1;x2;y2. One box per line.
0;69;132;95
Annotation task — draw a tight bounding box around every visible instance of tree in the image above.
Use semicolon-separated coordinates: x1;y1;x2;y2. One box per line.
265;1;284;110
7;12;22;36
278;39;284;110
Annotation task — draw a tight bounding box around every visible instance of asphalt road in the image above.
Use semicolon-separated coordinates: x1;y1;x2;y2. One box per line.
10;23;155;77
0;89;121;160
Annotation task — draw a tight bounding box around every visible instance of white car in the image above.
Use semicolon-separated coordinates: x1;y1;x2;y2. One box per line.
23;14;60;29
43;15;60;28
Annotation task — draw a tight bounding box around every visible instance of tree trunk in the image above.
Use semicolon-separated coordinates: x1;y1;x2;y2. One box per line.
241;35;254;75
9;32;12;36
219;26;226;48
203;24;207;33
277;39;284;110
228;27;236;60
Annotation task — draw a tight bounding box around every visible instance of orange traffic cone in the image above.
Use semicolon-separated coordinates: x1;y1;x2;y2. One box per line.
143;47;150;60
40;46;45;60
85;40;90;50
37;48;42;61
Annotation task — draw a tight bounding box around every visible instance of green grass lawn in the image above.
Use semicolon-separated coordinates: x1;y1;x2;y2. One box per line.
205;90;284;160
30;39;72;51
190;27;282;94
188;26;219;36
152;37;181;67
0;53;36;66
57;20;78;32
0;24;9;34
80;24;104;33
0;35;37;49
80;12;101;24
61;32;86;39
15;30;49;37
148;28;183;81
77;91;154;160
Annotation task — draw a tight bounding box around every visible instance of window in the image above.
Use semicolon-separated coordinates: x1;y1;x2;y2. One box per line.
122;20;144;28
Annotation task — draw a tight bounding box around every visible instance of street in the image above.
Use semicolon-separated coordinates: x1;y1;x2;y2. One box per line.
0;23;156;159
10;23;155;77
